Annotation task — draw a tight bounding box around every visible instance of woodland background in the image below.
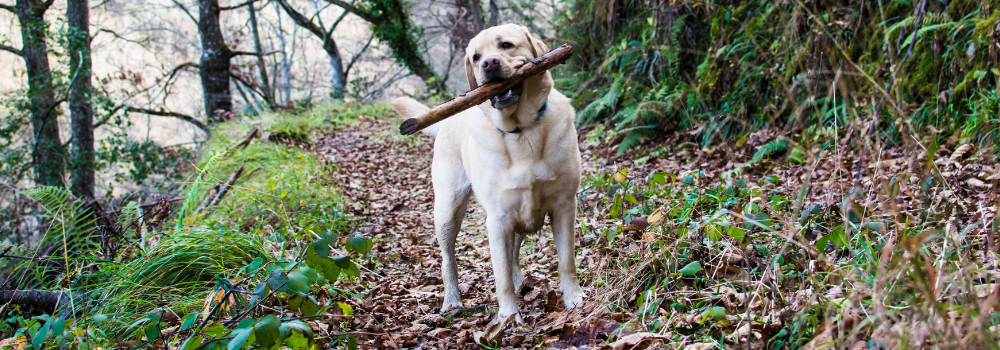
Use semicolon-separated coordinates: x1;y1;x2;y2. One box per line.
0;0;999;349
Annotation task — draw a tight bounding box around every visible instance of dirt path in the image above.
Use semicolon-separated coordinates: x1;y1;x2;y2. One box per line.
315;116;610;349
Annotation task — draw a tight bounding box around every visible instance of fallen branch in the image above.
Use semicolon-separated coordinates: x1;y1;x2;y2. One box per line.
125;106;209;133
226;127;259;156
398;44;573;135
192;164;245;216
0;290;79;316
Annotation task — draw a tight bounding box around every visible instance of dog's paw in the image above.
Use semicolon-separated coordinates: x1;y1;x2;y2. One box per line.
490;312;523;326
440;299;464;314
561;284;586;309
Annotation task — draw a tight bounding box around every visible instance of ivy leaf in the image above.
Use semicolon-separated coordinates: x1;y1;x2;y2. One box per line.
306;245;341;283
312;238;331;257
254;316;281;350
227;327;253;350
650;172;666;185
347;335;358;350
726;226;745;240
267;271;290;293
288;295;320;316
332;256;353;269
180;335;203;350
32;321;51;350
280;320;314;349
181;313;199;331
144;321;161;343
285;271;311;294
296;266;319;283
704;306;726;321
346;233;373;255
678;261;703;276
50;317;65;338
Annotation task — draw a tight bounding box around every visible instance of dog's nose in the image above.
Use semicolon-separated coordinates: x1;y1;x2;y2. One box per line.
481;57;501;72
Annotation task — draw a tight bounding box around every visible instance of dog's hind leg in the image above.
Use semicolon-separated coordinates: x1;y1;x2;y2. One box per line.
552;195;585;309
511;231;525;292
433;167;472;312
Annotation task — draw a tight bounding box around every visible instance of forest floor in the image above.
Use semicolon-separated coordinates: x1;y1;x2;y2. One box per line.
315;115;639;349
312;112;1000;349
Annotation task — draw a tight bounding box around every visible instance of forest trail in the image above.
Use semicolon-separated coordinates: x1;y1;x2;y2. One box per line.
315;115;615;349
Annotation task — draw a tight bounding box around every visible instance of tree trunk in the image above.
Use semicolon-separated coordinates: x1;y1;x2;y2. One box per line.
15;0;64;188
198;0;232;123
469;0;484;31
324;40;347;99
67;0;94;199
487;0;498;27
247;1;273;104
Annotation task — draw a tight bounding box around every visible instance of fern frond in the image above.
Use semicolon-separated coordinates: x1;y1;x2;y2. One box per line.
21;186;100;257
886;12;952;44
578;80;623;124
749;138;788;165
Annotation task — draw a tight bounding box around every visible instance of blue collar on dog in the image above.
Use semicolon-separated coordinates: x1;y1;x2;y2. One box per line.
500;100;547;134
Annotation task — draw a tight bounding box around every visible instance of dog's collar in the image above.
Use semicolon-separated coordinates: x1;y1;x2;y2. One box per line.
498;100;547;134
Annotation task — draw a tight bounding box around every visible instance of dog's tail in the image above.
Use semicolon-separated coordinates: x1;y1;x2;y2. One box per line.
389;97;439;137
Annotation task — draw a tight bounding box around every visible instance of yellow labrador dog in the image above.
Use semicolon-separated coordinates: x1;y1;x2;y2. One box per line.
390;24;585;323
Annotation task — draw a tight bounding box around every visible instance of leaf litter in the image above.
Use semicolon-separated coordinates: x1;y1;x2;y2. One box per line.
313;115;999;349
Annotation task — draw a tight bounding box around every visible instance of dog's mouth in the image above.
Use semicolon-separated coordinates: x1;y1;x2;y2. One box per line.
489;83;523;109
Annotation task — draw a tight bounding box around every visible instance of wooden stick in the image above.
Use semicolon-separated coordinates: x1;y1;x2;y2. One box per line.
399;44;573;135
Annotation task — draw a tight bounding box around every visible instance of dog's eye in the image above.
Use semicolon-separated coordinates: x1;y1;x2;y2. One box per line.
501;42;514;49
472;54;481;62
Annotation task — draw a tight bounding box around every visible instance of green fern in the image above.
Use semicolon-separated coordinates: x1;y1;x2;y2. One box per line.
577;80;623;125
886;12;952;41
748;138;788;166
21;186;101;257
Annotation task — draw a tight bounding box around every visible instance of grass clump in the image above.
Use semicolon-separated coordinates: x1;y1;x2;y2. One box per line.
1;103;369;349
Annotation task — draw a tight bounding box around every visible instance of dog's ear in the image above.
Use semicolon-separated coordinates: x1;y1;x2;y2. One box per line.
465;55;479;90
521;26;549;59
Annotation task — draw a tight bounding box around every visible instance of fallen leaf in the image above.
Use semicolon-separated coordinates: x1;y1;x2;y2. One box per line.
608;332;670;350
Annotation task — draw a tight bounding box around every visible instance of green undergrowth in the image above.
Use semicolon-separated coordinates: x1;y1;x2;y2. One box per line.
582;156;999;348
3;103;379;350
557;0;1000;153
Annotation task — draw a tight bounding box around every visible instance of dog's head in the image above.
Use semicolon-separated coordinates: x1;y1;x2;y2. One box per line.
465;24;549;110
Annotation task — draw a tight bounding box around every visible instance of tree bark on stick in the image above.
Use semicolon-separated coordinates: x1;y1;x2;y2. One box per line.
68;0;94;199
399;44;573;135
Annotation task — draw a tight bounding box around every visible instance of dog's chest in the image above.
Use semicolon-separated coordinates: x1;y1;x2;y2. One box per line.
493;160;564;231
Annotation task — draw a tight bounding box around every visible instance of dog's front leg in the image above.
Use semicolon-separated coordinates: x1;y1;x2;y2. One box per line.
552;197;585;309
433;176;472;312
486;214;521;323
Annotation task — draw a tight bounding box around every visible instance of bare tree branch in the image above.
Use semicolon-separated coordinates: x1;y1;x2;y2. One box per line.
170;0;198;25
92;28;147;45
0;3;16;13
322;0;379;24
125;106;209;133
277;0;327;39
230;50;281;58
327;0;355;36
220;0;256;11
0;43;22;57
344;31;374;75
